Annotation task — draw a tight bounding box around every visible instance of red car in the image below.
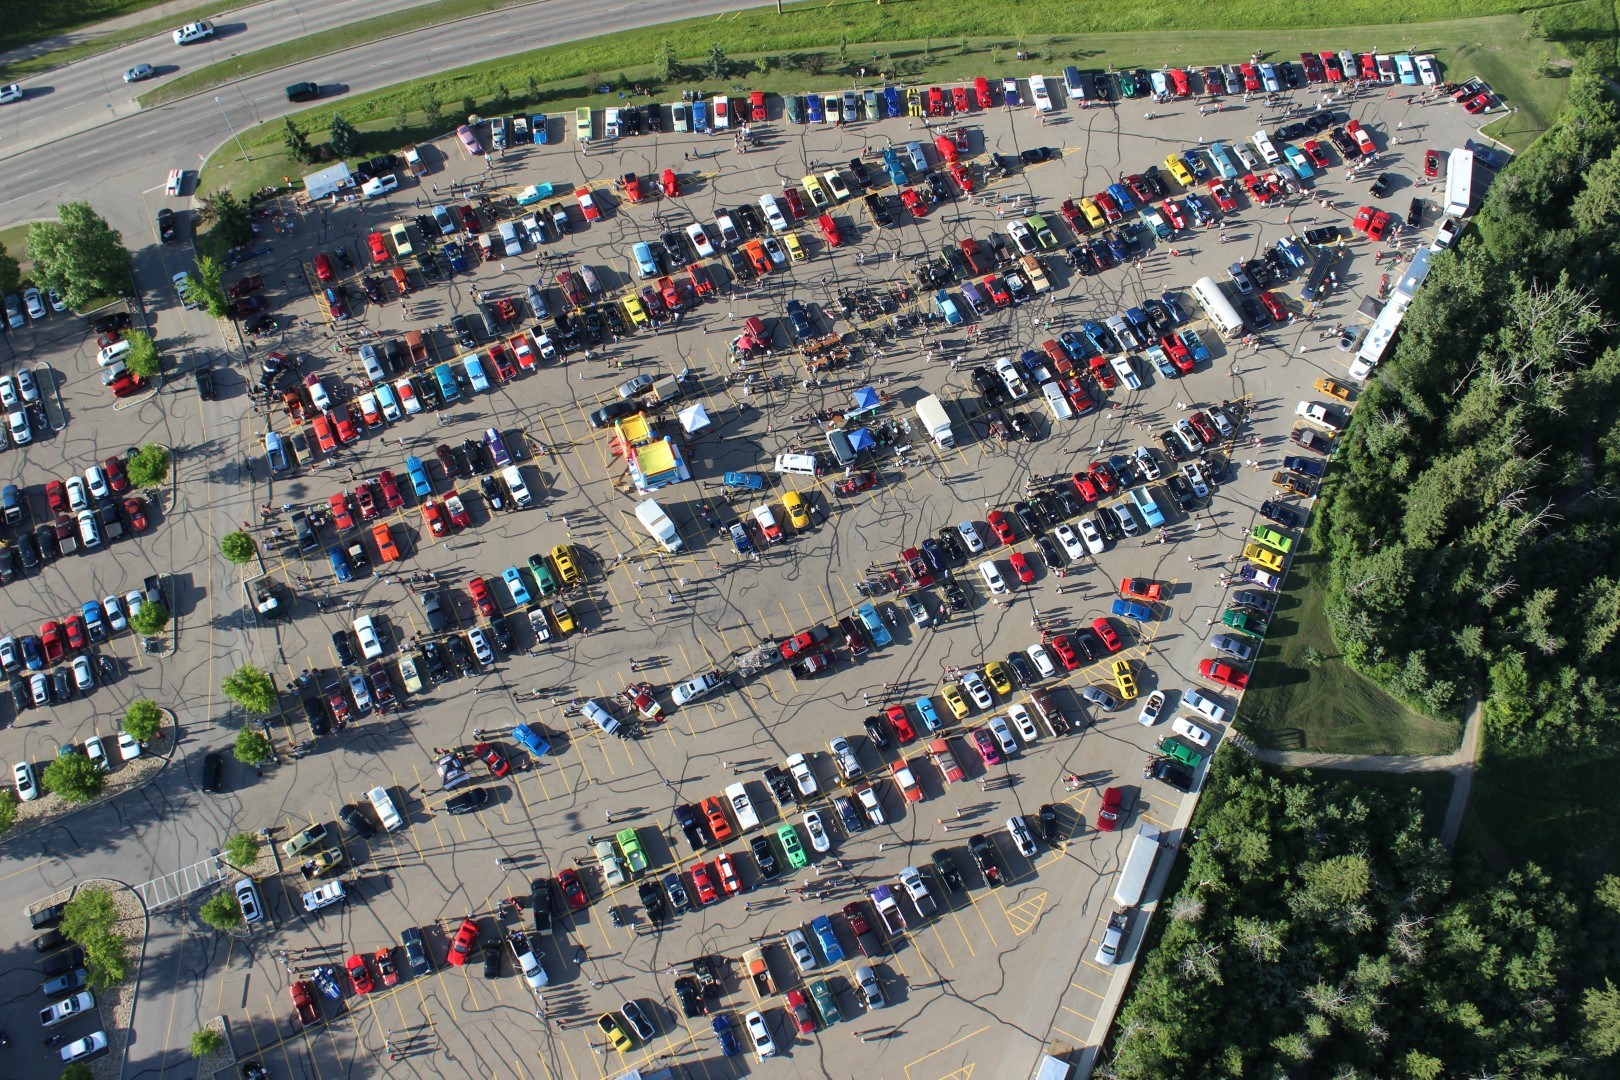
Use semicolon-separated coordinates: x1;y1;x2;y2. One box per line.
885;703;917;743
367;232;390;264
574;186;600;220
420;499;447;537
1161;334;1193;372
1238;62;1260;91
330;405;359;444
1009;551;1034;584
783;187;806;218
620;172;643;203
1206;179;1237;213
468;577;497;617
1303;140;1330;169
1365;210;1392;241
46;480;66;515
327;493;355;532
355;482;380;522
1093;191;1121;222
346;954;375;995
1091;617;1123;653
124;497;148;532
818;213;842;246
1259;291;1289;323
444;491;472;529
702;797;733;843
750;90;766;121
377;470;403;508
1162;199;1186;230
900;189;926;218
1088;462;1118;494
933;133;959;164
1352;205;1375;234
982;275;1011;308
951;85;971;112
474;741;510;777
926;86;946;115
374;947;399;987
901;547;934;589
1096;786;1131;832
716;851;742;894
1049;635;1081;670
558;868;588;911
836;471;879;495
1200;658;1249;689
1424;149;1441;178
103;457;129;493
1088;354;1117;390
1071;474;1100;504
690;861;719;906
974;76;992;108
63;615;87;651
787;988;816;1034
1059;198;1084;232
1060;376;1094;413
1187;413;1216;445
661;168;679;197
986;510;1016;545
1167;68;1191;96
327;685;351;724
1241;174;1273;206
313;252;335;283
949;161;975;193
1124;174;1152;205
447;919;479;966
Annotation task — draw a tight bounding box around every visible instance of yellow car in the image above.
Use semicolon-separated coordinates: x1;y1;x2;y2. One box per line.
1163;152;1195;186
1243;542;1285;573
621;295;649;327
1314;376;1351;401
549;602;575;634
597;1013;634;1052
1111;659;1138;700
941;683;970;720
984;660;1013;696
801;174;830;209
783;232;808;262
549;544;579;586
389;223;413;258
782;490;810;529
907;89;925;117
1079;197;1106;229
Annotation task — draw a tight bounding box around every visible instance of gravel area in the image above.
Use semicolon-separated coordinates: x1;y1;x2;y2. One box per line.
193;1015;235;1078
5;721;174;835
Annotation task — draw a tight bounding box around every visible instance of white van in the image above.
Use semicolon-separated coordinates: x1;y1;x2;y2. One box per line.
773;453;820;477
367;786;404;831
1041;380;1074;421
501;465;532;507
498;220;521;254
634;498;683;552
724;782;760;830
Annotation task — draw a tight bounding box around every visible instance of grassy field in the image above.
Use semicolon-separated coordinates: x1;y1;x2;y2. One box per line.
0;0;255;82
138;0;532;107
1464;741;1620;882
0;223;34;277
198;12;1571;199
1236;530;1462;756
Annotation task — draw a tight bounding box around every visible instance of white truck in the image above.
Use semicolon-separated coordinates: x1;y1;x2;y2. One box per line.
1112;823;1162;907
1444;147;1474;218
915;394;956;449
635;498;683;552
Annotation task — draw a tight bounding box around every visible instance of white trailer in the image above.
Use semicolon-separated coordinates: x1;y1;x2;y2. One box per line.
1112;823;1163;907
915;394;957;449
1190;276;1245;340
1444;147;1474;217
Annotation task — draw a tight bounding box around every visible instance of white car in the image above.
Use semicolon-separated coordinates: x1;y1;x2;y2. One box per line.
855;783;886;825
78;509;100;548
0;376;16;408
66;476;89;512
1026;644;1058;678
1110;354;1142;391
1172;716;1214;747
758;194;789;232
956;520;984;553
977;559;1008;594
1054;524;1087;561
123;63;155;83
995;356;1029;399
72;655;95;691
1432;216;1461;250
671;671;723;706
1028;75;1054;113
103;595;127;632
1007;704;1040;743
302;881;346;912
59;1031;109;1064
823;170;852;201
595;838;627;886
1077;517;1106;555
173;21;215;44
784;753;819;798
828;736;860;780
1137;689;1167;727
1182;687;1229;725
361;175;399;198
466;627;495;665
15;760;38;801
802;809;832;852
15;367;37;402
1007;815;1039;857
898;865;937;916
745;1010;777;1060
960;671;993;710
0;84;23;104
1134;445;1163;480
515;942;549;989
234;878;264;924
353;616;384;660
8;410;31;445
785;928;817;972
685;223;716;258
117;726;141;760
305;376;332;411
986;714;1019;757
1295;400;1343;430
367;786;404;830
40;989;95;1027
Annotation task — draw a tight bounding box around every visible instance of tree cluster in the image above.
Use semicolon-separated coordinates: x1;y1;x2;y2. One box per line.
1102;758;1620;1078
1315;61;1620;745
61;887;129;988
24;202;130;310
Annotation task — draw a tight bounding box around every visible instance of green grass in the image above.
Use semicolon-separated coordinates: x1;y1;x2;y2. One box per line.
1236;529;1462;756
137;0;533;108
0;0;256;83
197;11;1574;199
0;222;34;277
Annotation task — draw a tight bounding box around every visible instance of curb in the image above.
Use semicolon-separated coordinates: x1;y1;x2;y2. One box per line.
117;877;150;1080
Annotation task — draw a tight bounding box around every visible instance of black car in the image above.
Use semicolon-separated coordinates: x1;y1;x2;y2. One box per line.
674;975;704;1017
1031;489;1065;525
42;947;85;977
931;849;964;891
444;634;474;674
864;193;893;229
639;879;668;922
0;546;17;585
1139;166;1167;198
1369;172;1393;199
482;940;502;978
1306;110;1338;133
201;751;224;793
1147;758;1194;792
92;313;132;335
1406;197;1425;228
361;275;385;303
658;231;690;269
34;524;57;563
1328;126;1360;159
674;804;711;851
927;172;953;202
1011;501;1042;536
1006;651;1040;687
194;365;216;400
15;530;39;569
332;630;358;667
1232;589;1276;615
1166;473;1197;511
662;872;692;913
970;366;1007;406
1038;804;1060;843
935;526;966;562
401;927;433;979
446;788;488;814
1094;508;1122;543
34;928;64;952
967;834;1004;887
750;834;780;878
451;314;479;349
762;765;797;807
918;538;949;573
461;438;488;474
848;157;872;187
30;902;65;930
302;694;331;736
341;803;376;837
1259;500;1305;529
1276;122;1310;141
1072;629;1103;664
1019;147;1054;164
1066;244;1097;275
942;579;969;613
862;714;891;751
735;204;765;237
1303;225;1340;246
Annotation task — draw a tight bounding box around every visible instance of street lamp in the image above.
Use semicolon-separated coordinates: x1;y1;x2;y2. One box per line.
216;96;250;163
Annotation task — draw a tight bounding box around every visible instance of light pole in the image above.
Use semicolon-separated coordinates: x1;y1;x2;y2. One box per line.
216;96;250;162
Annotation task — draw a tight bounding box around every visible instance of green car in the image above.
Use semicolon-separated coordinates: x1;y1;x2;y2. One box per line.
616;828;648;875
1118;70;1139;98
283;823;329;857
527;553;559;597
809;978;843;1025
1223;609;1266;636
1249;524;1293;554
1025;213;1058;250
1157;737;1207;770
777;823;808;869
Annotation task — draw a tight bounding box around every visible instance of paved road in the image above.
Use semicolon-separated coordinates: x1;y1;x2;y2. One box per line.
1;0;760;221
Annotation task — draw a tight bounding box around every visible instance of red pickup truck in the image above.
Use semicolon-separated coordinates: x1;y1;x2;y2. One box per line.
290;980;322;1027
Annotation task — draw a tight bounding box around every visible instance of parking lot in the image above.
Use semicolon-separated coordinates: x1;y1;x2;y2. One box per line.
0;55;1496;1080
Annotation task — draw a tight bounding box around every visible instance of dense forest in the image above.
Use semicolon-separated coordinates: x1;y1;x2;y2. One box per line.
1100;759;1620;1077
1314;62;1620;747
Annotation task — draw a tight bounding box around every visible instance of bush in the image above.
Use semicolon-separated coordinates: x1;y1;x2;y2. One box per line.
234;727;273;766
131;600;170;636
123;330;159;380
224;832;261;868
126;443;170;488
221;665;278;714
220;531;257;564
0;790;15;833
199;893;243;932
123;699;164;743
61;1065;93;1080
42;752;106;804
190;1028;225;1058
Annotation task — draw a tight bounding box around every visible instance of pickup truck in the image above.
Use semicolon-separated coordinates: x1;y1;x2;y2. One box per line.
844;900;884;956
290;979;323;1027
968;834;1005;887
405;330;428;366
1119;578;1164;602
870;884;907;935
143;574;165;610
743;946;775;995
404;146;427;176
1283;455;1326;478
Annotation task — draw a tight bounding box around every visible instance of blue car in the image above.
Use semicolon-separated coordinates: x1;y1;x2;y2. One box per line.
713;1014;741;1057
1106;182;1136;215
1159;290;1189;324
729;522;754;556
805;94;823;123
21;635;43;671
855;602;891;647
723;471;764;491
443;242;467;273
1058;331;1090;361
914;696;943;732
1111;598;1155;623
328;547;354;583
935;290;963;325
1184;191;1214;227
512;722;552;759
1275;236;1309;269
810;914;846;963
785;299;815;340
1179;328;1211;363
502;567;532;606
405;455;433;498
81;600;107;642
883;85;902;117
1185;149;1213;181
531;114;547;144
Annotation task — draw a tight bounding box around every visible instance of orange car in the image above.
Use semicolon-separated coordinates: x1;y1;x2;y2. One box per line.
372;523;400;562
701;796;734;843
421;499;447;537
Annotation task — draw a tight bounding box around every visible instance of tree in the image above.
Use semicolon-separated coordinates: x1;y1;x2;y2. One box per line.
61;1066;93;1080
42;752;106;804
223;832;260;869
25;202;130;310
706;43;728;79
801;52;826;76
461;94;476;117
220;531;257;564
0;240;20;298
123;330;159;379
189;253;229;319
652;41;676;83
62;887;117;943
82;929;128;987
492;81;511;110
0;790;14;832
131;600;170;636
329;114;358;158
199;893;243;932
234;727;273;765
526;73;540;99
222;665;277;714
190;1028;225;1058
123;699;164;742
282;117;316;163
126;443;170;488
422;87;443;127
198;190;252;249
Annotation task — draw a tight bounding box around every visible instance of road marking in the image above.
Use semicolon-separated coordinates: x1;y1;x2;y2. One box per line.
901;1023;991;1078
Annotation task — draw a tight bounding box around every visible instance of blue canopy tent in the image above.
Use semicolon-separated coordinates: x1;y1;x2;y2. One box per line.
849;428;878;453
